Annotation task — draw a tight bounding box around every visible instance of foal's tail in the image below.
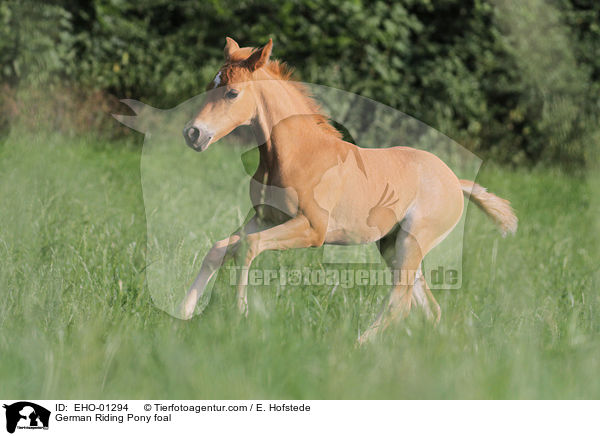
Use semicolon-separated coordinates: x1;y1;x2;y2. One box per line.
459;179;518;236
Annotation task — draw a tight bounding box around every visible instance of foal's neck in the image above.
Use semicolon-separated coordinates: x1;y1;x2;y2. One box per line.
251;75;324;163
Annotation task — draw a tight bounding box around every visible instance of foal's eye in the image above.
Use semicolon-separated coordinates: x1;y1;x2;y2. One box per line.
225;89;239;99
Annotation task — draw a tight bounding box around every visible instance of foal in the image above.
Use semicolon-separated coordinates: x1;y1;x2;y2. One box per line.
181;38;517;343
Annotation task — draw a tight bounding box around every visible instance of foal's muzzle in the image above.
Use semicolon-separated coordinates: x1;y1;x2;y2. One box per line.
183;125;214;152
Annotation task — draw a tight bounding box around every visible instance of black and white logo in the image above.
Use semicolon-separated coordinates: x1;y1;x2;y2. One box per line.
2;402;50;434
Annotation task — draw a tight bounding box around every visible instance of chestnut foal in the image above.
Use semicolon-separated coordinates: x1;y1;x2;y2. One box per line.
181;38;517;343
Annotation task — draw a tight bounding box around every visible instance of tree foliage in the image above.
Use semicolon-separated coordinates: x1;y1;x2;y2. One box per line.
1;0;598;167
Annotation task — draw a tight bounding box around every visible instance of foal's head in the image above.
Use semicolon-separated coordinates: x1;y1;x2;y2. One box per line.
183;37;273;151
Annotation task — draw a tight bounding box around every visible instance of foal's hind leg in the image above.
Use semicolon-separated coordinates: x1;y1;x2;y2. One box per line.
359;227;424;343
375;229;441;323
412;265;441;323
359;214;452;344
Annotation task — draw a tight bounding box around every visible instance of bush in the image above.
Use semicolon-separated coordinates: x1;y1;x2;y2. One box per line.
1;0;598;168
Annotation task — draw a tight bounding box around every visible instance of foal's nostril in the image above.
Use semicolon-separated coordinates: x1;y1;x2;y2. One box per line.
186;126;200;143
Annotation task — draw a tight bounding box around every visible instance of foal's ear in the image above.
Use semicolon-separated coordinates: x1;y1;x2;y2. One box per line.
244;38;273;72
224;37;240;59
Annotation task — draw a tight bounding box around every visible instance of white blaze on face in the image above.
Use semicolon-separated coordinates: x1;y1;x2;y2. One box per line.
213;71;222;88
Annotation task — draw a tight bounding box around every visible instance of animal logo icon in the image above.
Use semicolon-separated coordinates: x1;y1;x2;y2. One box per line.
3;402;50;434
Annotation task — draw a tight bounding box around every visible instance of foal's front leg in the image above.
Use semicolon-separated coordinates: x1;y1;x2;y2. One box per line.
180;215;264;319
236;215;323;316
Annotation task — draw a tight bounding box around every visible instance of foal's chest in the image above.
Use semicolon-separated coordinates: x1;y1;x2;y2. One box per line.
249;170;299;224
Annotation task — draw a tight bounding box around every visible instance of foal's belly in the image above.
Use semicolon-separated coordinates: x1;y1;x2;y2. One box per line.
324;220;388;245
324;200;407;245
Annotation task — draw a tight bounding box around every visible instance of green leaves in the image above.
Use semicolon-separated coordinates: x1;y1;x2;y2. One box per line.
1;0;599;168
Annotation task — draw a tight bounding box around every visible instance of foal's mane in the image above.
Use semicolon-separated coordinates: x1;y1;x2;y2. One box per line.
223;56;342;139
264;60;342;138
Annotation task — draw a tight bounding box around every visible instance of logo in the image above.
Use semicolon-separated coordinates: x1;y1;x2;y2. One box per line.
3;402;50;434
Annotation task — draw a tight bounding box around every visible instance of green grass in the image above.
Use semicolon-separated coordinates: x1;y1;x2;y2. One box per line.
0;131;598;399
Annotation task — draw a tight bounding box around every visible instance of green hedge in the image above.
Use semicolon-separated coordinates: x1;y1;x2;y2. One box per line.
1;0;599;168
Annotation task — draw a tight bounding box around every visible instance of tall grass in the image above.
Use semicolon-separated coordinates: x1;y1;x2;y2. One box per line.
0;131;598;398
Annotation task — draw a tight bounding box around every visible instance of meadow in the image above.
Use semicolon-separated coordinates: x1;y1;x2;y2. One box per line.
0;130;598;399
